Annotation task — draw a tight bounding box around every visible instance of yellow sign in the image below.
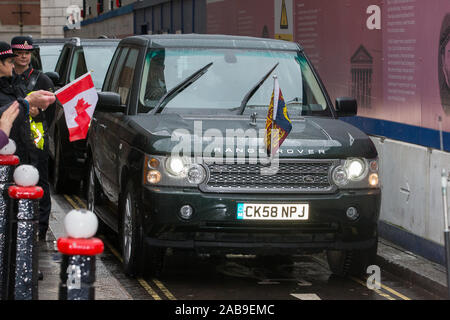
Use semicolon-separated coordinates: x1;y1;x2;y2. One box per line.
280;0;288;29
275;0;293;42
275;34;293;41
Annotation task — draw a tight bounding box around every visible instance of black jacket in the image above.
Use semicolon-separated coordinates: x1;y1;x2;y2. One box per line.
13;67;56;151
0;76;36;165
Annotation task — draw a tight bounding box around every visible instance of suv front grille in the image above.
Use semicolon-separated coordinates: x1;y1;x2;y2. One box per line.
200;160;337;193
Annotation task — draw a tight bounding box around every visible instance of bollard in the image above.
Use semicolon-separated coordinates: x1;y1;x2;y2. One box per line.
57;209;103;300
7;181;43;300
0;151;19;300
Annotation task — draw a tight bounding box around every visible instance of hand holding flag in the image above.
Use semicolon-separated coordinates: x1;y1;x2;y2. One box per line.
55;73;98;142
265;76;292;155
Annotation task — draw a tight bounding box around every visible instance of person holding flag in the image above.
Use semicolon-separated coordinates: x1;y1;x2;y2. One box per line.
265;75;293;156
11;35;57;241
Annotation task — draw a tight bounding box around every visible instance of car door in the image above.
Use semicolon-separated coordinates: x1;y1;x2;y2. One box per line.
92;47;129;201
97;47;140;205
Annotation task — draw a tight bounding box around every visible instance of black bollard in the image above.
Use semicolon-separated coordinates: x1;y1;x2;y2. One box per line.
7;185;43;300
57;237;104;300
0;154;19;300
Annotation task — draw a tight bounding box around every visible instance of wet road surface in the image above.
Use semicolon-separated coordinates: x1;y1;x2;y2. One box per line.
40;192;443;301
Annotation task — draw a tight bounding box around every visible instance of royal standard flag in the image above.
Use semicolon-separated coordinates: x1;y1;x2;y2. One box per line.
265;77;292;155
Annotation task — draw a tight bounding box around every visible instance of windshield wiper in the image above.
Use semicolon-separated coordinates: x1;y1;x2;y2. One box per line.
238;62;279;115
152;62;213;114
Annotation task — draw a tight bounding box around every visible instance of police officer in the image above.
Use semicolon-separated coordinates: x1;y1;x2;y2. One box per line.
0;42;53;158
11;36;56;241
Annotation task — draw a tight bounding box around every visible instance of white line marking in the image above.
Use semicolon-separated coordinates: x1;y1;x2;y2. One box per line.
291;293;321;300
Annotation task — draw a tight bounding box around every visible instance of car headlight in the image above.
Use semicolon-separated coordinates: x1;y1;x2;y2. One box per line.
345;158;367;181
333;158;378;188
144;155;206;187
166;156;188;176
332;166;348;187
187;164;206;184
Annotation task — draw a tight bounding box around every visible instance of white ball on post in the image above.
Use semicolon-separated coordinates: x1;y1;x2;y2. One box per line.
0;139;17;155
13;164;39;186
64;209;98;239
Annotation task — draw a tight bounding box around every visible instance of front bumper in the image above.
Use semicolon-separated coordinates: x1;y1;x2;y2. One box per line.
140;187;381;254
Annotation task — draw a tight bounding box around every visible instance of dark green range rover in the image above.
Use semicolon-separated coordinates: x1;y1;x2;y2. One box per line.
87;34;381;277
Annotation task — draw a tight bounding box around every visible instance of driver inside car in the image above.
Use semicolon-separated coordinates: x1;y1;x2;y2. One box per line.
144;50;167;102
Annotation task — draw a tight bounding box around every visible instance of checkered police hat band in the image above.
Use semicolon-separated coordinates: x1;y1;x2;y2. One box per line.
0;49;13;56
11;44;33;50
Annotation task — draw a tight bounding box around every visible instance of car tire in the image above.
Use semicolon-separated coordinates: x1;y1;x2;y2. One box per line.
86;158;108;234
120;181;164;277
326;239;378;277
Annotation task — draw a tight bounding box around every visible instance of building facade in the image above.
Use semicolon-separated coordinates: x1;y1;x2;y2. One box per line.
0;0;40;42
65;0;134;38
41;0;83;38
65;0;206;39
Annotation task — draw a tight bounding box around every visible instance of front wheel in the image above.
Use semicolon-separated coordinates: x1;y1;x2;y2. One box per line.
120;181;164;277
326;240;378;277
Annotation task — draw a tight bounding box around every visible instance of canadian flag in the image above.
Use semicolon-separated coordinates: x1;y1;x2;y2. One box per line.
55;73;98;142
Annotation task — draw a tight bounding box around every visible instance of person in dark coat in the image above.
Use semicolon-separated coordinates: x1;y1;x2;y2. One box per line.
11;36;56;241
0;42;54;154
0;101;19;148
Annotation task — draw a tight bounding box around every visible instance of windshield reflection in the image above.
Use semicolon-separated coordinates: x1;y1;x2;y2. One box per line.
139;48;331;117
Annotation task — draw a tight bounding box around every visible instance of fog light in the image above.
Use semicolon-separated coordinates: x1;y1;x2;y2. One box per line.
346;207;359;221
369;173;379;187
147;170;161;184
180;205;193;220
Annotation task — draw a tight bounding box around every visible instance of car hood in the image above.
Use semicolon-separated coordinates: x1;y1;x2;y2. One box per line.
126;114;378;159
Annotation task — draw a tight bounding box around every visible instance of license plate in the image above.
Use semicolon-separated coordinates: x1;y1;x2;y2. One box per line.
237;203;309;221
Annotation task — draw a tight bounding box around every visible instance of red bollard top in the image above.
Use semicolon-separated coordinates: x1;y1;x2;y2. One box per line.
8;185;44;199
0;155;19;166
57;237;104;256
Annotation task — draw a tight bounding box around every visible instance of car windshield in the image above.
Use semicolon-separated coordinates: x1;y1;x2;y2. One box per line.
139;48;331;117
83;45;118;89
38;44;64;72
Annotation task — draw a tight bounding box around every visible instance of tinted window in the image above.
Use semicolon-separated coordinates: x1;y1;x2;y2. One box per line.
69;49;88;82
103;47;121;91
112;48;139;105
55;46;71;83
109;48;129;93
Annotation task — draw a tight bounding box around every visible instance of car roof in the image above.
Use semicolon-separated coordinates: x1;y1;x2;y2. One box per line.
33;38;68;45
61;37;120;47
120;34;302;51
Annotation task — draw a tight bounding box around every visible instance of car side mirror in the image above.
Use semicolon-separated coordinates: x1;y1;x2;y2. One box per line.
45;72;60;87
335;97;357;117
96;92;126;113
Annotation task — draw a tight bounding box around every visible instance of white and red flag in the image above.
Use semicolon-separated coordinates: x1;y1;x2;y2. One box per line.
55;72;98;142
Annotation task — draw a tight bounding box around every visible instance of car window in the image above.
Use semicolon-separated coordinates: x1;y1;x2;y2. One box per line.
69;49;88;82
55;46;71;83
83;45;118;90
112;48;139;105
38;44;64;72
109;47;129;93
139;48;331;117
103;47;121;91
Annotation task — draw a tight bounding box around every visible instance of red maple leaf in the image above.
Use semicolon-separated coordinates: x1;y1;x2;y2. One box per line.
73;98;92;140
75;98;91;115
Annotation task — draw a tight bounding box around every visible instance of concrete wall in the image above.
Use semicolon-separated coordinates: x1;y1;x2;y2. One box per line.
371;136;450;263
41;0;83;38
